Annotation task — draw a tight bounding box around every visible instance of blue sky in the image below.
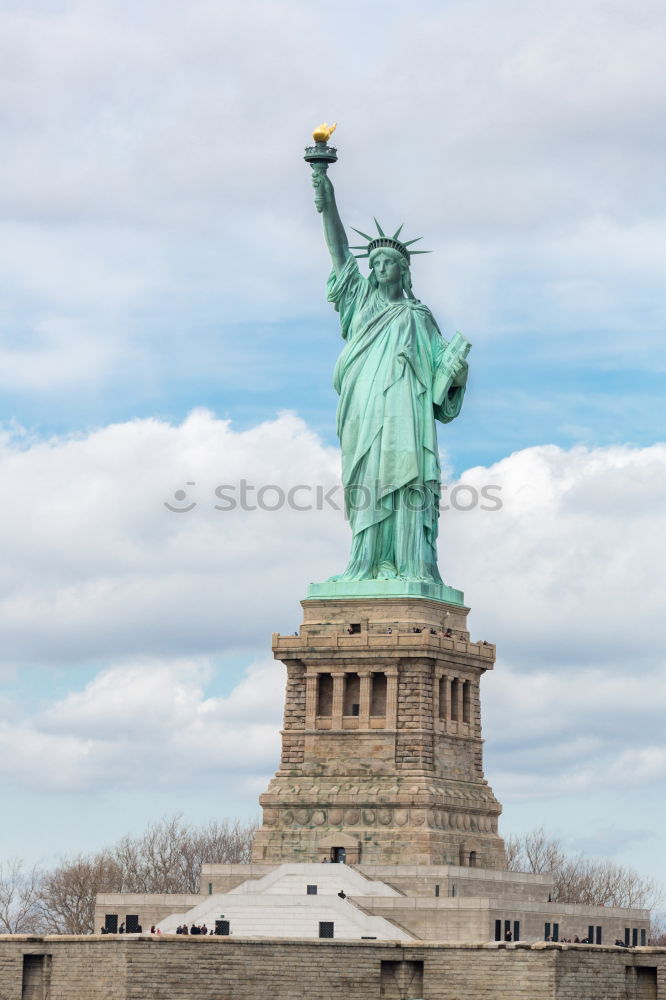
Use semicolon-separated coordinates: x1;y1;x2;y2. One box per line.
1;0;666;891
5;314;664;471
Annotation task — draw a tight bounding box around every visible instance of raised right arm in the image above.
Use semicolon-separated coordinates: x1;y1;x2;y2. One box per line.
311;166;350;275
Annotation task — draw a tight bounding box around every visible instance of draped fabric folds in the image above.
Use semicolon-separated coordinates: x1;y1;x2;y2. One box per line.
327;255;465;583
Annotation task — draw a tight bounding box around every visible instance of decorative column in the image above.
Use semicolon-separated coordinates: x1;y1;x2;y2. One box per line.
386;669;398;729
305;671;318;727
433;673;441;722
359;671;372;728
332;671;345;728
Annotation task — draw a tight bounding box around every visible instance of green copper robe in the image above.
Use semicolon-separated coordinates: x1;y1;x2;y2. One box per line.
327;255;466;583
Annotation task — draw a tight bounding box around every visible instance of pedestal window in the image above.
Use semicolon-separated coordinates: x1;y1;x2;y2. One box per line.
371;672;387;717
317;673;333;716
343;672;360;716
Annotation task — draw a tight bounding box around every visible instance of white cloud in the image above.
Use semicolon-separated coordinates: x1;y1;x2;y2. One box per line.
484;665;666;800
0;657;282;793
0;409;343;664
0;410;664;804
444;442;666;665
3;415;664;670
612;747;666;786
0;0;665;398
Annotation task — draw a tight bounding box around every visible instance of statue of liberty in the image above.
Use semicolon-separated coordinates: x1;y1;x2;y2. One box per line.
306;126;470;599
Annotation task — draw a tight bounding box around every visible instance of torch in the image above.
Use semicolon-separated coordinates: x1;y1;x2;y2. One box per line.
304;123;338;213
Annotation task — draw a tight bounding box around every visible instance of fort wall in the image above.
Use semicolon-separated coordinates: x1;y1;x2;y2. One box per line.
1;936;664;1000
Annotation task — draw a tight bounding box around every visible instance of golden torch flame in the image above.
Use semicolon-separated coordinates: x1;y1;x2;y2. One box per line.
312;122;337;143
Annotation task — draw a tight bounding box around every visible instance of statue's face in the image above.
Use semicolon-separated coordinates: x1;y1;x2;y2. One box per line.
370;250;402;285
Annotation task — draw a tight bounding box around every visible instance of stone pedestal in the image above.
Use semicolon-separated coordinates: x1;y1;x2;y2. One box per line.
252;597;506;868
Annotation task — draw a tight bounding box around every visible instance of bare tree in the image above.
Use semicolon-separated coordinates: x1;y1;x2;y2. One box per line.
505;827;565;874
505;827;662;910
649;912;666;946
186;818;255;890
111;814;256;894
38;851;122;935
555;854;662;910
503;833;522;872
0;859;44;934
524;828;566;875
36;814;257;933
113;815;189;894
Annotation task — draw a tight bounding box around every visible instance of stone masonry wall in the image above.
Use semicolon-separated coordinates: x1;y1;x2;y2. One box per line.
280;663;306;768
301;732;396;776
357;865;554;901
395;660;434;771
432;733;479;781
255;597;505;865
1;937;665;1000
0;938;127;1000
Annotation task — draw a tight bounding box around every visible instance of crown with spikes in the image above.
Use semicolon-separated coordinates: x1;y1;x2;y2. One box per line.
350;218;430;263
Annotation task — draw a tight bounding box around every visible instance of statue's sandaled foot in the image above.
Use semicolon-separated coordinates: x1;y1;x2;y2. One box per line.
377;561;398;580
